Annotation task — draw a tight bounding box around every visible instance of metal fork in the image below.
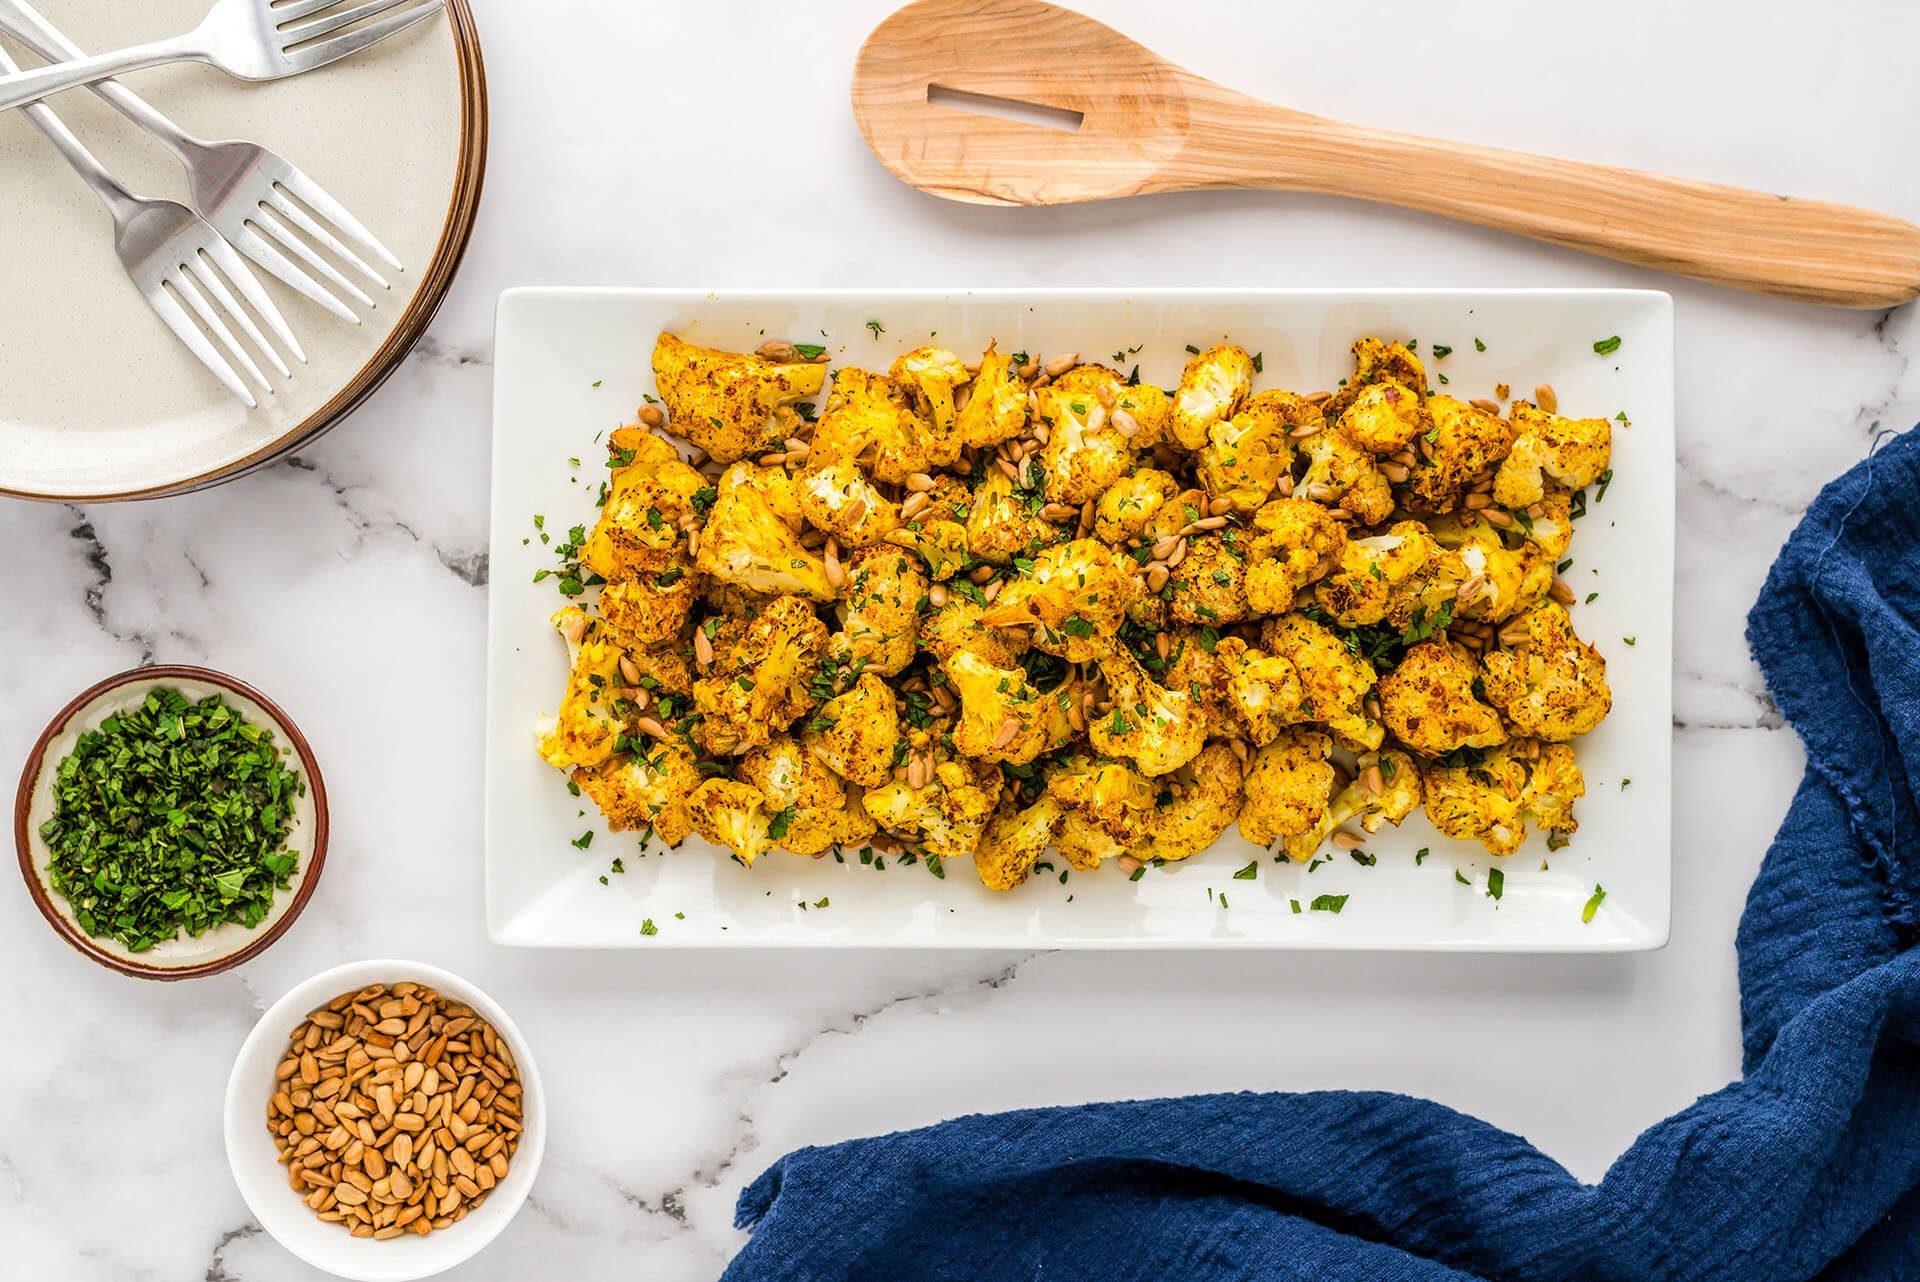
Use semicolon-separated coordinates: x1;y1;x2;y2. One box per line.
0;0;400;323
0;39;300;408
0;0;444;114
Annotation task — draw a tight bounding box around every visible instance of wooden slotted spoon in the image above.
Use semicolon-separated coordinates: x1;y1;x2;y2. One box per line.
852;0;1920;308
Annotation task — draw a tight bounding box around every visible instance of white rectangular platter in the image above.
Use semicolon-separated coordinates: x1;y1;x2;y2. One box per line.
486;288;1673;950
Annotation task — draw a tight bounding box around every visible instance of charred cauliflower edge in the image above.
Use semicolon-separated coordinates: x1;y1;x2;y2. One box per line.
535;332;1615;891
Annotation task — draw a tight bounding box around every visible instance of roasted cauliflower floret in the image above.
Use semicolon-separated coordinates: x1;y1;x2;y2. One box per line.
739;736;877;857
1428;512;1553;623
697;462;838;601
980;538;1137;661
693;595;828;755
1403;395;1516;514
1167;534;1250;626
1311;520;1449;630
919;596;1029;668
1094;469;1179;545
1261;613;1384;751
537;609;629;771
1337;379;1431;455
1046;753;1157;867
686;779;775;866
651;333;825;465
971;793;1065;890
1481;601;1611;741
800;671;901;787
1172;343;1255;450
1212;636;1308;746
1197;390;1311;512
967;469;1061;565
1237;727;1336;848
830;545;928;677
1134;742;1246;864
1298;421;1395;524
1494;401;1612;510
889;346;971;444
864;758;1004;862
597;571;700;647
1279;747;1422;862
1376;640;1507;758
571;743;702;845
1319;338;1428;423
942;650;1071;766
582;435;707;582
794;459;899;547
956;343;1031;449
1244;497;1343;614
812;367;944;484
1422;740;1584;857
1088;647;1207;777
884;517;969;582
1035;378;1137;504
1518;486;1574;561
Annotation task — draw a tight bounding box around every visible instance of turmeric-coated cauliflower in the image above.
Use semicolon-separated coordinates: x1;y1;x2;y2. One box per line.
1172;343;1255;450
1376;640;1507;758
1494;401;1612;510
692;595;828;755
830;545;928;677
1261;613;1385;751
980;538;1137;661
1197;389;1309;512
1480;600;1611;741
794;459;899;547
686;779;776;866
971;793;1065;890
1422;740;1584;857
800;671;901;787
1244;498;1343;614
738;735;877;857
1167;534;1251;626
697;462;838;601
571;743;702;845
956;343;1031;449
943;649;1073;766
1035;375;1137;504
966;469;1061;565
1134;742;1246;864
1403;395;1516;515
1278;747;1422;862
889;346;971;445
1236;727;1336;848
537;609;630;771
1088;646;1207;777
864;757;1004;862
651;332;825;465
1094;468;1180;545
811;367;945;484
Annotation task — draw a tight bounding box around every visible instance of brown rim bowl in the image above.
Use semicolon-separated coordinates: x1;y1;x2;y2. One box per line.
1;0;489;503
15;665;330;980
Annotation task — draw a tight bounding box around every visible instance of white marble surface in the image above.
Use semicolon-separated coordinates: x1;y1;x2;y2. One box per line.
3;1;1917;1277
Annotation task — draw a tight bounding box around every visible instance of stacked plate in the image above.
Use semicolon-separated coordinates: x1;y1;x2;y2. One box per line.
0;0;486;501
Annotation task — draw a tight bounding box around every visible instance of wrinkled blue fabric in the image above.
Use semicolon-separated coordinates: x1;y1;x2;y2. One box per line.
725;429;1920;1282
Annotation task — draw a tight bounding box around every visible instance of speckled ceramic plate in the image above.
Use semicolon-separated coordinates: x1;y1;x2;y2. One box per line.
0;0;485;501
15;665;328;979
487;288;1675;952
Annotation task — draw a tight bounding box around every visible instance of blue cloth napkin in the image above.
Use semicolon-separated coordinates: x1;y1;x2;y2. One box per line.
725;429;1920;1282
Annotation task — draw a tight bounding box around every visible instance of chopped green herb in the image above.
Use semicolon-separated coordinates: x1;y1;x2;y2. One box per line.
1431;344;1453;359
572;830;594;850
1582;884;1607;922
1415;847;1429;865
794;343;827;360
1486;868;1504;900
38;689;306;953
1309;893;1348;914
866;319;885;338
640;918;658;936
1233;860;1258;880
1593;335;1622;356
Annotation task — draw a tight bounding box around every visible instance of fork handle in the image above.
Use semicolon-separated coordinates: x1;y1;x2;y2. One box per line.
0;34;202;115
0;36;138;220
0;0;197;153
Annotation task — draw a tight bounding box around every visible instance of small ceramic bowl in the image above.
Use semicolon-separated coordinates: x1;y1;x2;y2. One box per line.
225;959;545;1280
14;665;328;979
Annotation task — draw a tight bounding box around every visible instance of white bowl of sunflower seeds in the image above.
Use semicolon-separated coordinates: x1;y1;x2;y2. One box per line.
224;959;545;1280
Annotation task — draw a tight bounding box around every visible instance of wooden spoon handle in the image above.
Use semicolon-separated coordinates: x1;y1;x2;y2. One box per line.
1176;86;1920;308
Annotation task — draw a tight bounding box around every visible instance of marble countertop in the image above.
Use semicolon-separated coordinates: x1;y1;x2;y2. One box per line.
5;1;1919;1277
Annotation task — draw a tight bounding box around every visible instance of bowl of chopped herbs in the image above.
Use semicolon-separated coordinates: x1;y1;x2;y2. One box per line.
15;666;328;978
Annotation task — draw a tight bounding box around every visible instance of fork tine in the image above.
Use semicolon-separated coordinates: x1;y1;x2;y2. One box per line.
147;285;256;409
254;204;378;309
276;167;403;272
226;222;362;324
201;235;306;365
170;270;272;394
282;0;444;73
264;186;387;290
271;0;369;20
278;0;415;46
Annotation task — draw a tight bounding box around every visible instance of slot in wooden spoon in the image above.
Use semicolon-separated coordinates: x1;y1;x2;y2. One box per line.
852;0;1920;308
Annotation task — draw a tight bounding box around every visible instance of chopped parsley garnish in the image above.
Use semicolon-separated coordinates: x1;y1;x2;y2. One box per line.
1309;893;1348;914
1593;335;1622;356
1486;868;1504;900
865;319;885;338
794;342;826;359
37;689;305;953
640;918;658;936
1582;884;1607;922
1233;861;1258;880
